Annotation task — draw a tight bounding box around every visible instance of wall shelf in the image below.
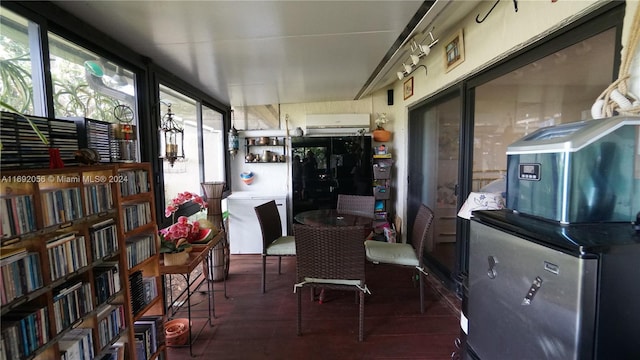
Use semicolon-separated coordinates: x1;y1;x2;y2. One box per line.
244;137;286;163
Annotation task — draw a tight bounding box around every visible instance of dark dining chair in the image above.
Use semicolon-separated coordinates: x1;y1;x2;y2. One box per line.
293;224;370;341
336;194;376;219
364;203;434;313
254;200;296;293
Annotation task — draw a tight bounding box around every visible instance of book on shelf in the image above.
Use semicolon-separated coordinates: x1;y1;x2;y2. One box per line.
125;234;156;269
41;188;84;226
52;281;93;333
1;250;43;305
134;322;153;360
141;277;158;305
94;262;122;305
122;202;152;233
96;304;125;350
2;305;49;359
84;182;114;215
135;315;164;354
90;219;119;261
118;169;150;196
128;271;144;314
0;195;37;238
46;232;88;281
134;337;147;360
59;327;94;360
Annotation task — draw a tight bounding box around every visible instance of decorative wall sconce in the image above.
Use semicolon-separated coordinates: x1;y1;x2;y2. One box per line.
159;103;184;167
397;31;439;80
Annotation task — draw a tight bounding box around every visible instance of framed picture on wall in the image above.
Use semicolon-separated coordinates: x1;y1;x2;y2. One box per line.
403;77;414;100
444;29;465;72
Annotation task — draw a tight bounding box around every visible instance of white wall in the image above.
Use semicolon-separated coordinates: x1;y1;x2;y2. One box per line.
229;129;289;195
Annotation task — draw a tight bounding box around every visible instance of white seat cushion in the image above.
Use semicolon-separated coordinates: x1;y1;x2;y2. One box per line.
302;277;363;287
364;240;418;267
266;235;296;255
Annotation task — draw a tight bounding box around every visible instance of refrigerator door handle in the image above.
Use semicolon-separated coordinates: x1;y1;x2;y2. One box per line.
522;276;543;305
487;255;498;279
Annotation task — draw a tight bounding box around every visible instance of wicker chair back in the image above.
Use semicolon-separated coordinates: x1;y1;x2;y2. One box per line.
293;223;368;341
336;194;376;219
293;224;366;283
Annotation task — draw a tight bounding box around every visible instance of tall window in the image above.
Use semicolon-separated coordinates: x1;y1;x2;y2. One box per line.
159;85;200;204
0;8;42;115
48;33;137;123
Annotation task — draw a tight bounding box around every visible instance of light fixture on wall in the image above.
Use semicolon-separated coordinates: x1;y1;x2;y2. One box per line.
396;30;439;80
159;102;184;167
397;64;428;80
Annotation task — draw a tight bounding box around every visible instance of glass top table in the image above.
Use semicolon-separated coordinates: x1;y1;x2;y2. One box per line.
294;209;373;227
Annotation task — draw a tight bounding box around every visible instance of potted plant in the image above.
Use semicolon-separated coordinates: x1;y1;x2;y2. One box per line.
159;235;192;266
160;236;191;266
372;113;392;142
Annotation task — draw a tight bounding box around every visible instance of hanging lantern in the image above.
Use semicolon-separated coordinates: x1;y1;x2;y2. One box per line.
228;110;239;158
159;103;184;167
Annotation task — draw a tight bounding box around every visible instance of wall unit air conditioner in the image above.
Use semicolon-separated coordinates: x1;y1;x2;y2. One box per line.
305;114;370;135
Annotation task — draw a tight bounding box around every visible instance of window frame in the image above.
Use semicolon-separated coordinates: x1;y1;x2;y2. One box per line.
3;2;233;231
152;67;231;229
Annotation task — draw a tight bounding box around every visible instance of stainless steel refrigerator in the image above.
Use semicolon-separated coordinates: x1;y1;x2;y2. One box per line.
465;210;640;360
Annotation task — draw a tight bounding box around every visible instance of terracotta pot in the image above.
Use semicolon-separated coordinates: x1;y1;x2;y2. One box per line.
165;318;190;346
373;129;391;142
164;251;189;266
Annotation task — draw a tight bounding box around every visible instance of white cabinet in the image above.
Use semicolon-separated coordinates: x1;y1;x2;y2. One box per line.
227;193;287;254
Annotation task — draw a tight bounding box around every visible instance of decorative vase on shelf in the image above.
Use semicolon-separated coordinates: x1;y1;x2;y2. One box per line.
164;251;189;266
373;128;391;142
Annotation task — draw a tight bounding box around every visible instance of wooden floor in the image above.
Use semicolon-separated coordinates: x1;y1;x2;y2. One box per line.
166;254;461;360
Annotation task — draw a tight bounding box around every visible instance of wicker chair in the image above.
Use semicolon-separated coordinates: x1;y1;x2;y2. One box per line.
254;200;296;293
293;224;369;341
364;204;434;313
336;194;376;219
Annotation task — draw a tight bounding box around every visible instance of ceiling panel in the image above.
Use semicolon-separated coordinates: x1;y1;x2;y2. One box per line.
52;0;425;106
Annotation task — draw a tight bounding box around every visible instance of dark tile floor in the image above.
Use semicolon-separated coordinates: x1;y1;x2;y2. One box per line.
166;254;461;360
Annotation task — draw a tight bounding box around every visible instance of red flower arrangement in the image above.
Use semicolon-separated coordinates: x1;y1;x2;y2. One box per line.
160;191;209;253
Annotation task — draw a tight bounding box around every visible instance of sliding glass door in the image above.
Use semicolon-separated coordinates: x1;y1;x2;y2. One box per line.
407;94;461;279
